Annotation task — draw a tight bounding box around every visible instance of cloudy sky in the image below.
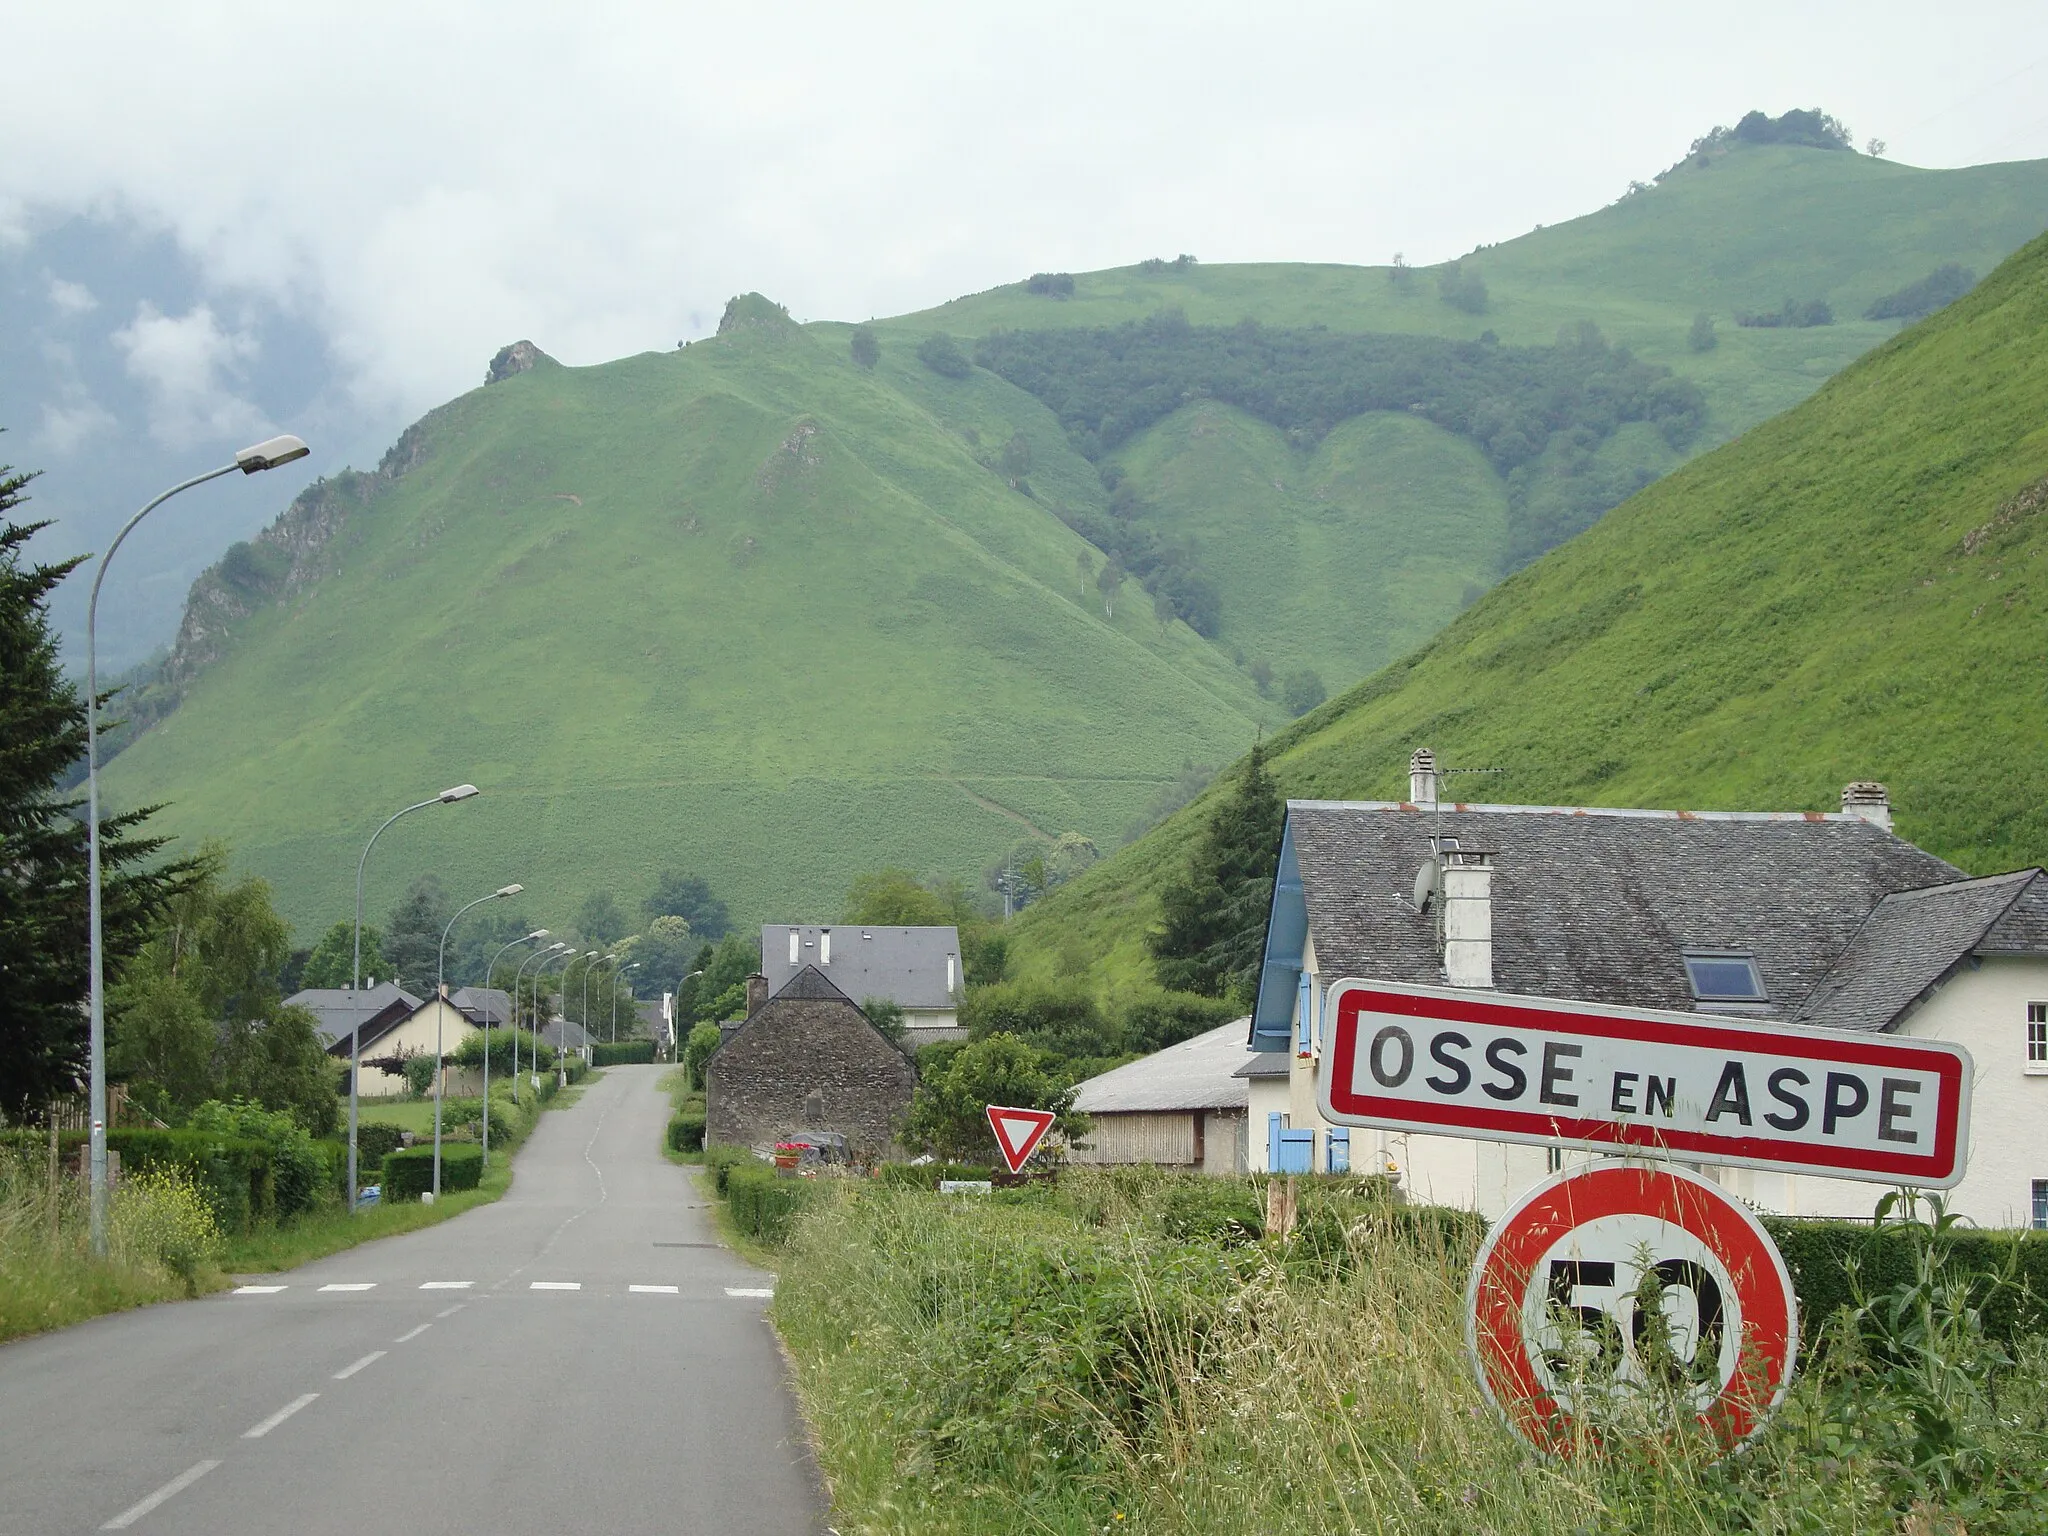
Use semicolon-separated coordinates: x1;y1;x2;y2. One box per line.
6;1;2048;661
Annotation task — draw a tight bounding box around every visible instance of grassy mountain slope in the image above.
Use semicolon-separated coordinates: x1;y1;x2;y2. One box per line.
1009;228;2048;999
101;318;1269;935
897;145;2048;437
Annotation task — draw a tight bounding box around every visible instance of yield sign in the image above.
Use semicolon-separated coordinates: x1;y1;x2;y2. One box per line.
985;1104;1056;1174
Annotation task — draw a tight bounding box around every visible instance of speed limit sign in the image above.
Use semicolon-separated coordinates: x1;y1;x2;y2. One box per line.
1465;1162;1797;1456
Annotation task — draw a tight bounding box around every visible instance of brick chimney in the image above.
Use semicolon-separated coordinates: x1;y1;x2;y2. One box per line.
1409;746;1439;807
1842;781;1892;832
1441;847;1494;989
745;973;768;1016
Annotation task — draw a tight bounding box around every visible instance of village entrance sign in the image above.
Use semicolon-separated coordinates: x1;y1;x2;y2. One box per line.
1315;979;1973;1454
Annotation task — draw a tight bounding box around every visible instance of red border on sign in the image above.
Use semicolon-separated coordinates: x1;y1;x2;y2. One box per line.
985;1105;1056;1174
1328;984;1965;1183
1465;1163;1797;1456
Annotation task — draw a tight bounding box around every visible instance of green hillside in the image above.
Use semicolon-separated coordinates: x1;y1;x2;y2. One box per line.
1008;228;2048;1000
101;130;2048;943
100;312;1271;935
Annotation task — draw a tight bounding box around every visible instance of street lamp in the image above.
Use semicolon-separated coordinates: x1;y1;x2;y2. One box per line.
566;950;599;1084
84;434;312;1254
578;951;606;1068
479;929;548;1165
433;884;523;1200
513;941;568;1100
346;781;481;1213
539;947;586;1086
613;961;641;1043
672;969;704;1061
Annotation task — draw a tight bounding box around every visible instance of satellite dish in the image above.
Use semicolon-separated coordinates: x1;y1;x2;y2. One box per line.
1412;860;1438;912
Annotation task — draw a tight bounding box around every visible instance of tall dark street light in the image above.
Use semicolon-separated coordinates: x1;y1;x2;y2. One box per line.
347;783;480;1212
479;929;548;1165
433;884;523;1199
85;434;311;1254
613;961;640;1043
513;941;569;1102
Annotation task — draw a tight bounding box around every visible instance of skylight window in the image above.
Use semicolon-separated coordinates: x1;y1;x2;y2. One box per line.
1684;952;1767;1002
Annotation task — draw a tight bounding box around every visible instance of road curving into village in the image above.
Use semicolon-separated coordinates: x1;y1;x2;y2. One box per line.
0;1065;824;1536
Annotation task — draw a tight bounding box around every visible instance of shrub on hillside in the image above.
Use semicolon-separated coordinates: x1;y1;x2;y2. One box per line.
916;333;972;379
1688;311;1717;352
849;325;880;369
1738;297;1834;328
1436;261;1488;314
1025;272;1075;298
1866;263;1976;321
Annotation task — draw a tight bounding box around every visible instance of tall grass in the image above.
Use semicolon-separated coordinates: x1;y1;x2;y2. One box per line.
770;1172;2048;1534
0;1146;227;1344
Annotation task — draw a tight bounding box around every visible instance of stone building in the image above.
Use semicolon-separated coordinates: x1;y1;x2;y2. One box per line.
704;965;916;1155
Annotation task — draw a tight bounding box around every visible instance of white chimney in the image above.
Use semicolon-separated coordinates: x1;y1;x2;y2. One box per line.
1441;848;1494;989
1409;746;1439;807
1842;781;1892;832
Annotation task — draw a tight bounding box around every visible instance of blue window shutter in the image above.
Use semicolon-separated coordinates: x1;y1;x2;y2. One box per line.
1267;1112;1283;1172
1327;1127;1350;1174
1296;971;1313;1053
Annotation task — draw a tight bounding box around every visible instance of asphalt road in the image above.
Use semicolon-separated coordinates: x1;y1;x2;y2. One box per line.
0;1065;826;1535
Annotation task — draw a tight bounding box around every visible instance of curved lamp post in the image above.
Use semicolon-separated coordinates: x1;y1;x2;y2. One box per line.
539;948;587;1086
85;434;312;1254
513;942;569;1100
432;884;523;1199
478;929;548;1164
346;782;480;1213
672;968;704;1062
612;961;641;1044
567;950;600;1084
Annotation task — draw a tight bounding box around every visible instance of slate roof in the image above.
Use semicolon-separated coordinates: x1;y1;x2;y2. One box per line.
449;987;512;1026
1232;1052;1291;1080
540;1018;594;1053
1073;1021;1255;1114
1795;869;2048;1031
1285;800;1963;1022
762;925;961;1010
288;982;423;1052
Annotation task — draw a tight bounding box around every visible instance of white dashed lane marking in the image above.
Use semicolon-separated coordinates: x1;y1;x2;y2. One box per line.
319;1282;375;1292
100;1460;221;1530
419;1280;472;1290
232;1285;286;1295
629;1284;680;1294
725;1287;775;1298
242;1393;319;1439
395;1324;432;1343
531;1281;581;1290
333;1351;385;1380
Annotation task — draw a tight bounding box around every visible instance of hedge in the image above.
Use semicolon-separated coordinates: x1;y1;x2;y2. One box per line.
0;1128;274;1230
705;1145;753;1194
593;1040;655;1066
667;1111;706;1154
725;1163;824;1244
381;1143;483;1201
1764;1219;2048;1346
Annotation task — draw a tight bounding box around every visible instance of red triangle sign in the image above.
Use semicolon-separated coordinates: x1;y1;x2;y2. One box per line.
985;1104;1057;1174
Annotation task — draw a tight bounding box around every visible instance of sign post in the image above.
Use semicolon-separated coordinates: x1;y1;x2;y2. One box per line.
985;1104;1056;1175
1317;979;1971;1185
1466;1162;1797;1456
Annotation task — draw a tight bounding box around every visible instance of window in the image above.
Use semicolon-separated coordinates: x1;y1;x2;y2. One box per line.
2035;1180;2048;1232
1684;952;1767;1002
2029;1003;2047;1065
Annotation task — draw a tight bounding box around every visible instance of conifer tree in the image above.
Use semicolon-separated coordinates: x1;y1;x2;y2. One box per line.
1147;739;1284;1000
0;459;192;1117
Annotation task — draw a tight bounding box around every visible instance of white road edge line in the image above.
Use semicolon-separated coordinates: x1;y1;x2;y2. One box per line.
232;1284;285;1294
725;1287;775;1298
530;1281;581;1290
319;1282;375;1292
629;1284;680;1294
243;1393;319;1439
100;1459;222;1530
395;1324;432;1343
334;1351;386;1380
419;1280;472;1289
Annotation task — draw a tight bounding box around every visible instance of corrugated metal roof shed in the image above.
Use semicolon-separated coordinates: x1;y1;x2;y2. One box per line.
1073;1020;1255;1114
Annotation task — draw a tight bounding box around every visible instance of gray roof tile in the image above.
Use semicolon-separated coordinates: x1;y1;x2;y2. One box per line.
762;925;961;1009
1289;801;1963;1018
1795;870;2045;1031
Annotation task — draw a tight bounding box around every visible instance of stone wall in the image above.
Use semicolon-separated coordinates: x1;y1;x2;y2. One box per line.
705;990;915;1155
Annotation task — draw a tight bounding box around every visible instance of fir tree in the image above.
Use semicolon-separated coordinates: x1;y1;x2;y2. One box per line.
0;460;193;1117
381;873;451;991
1147;739;1284;1000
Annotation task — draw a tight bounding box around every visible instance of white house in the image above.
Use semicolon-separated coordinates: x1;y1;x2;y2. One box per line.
294;984;510;1099
760;924;966;1044
1249;749;2048;1229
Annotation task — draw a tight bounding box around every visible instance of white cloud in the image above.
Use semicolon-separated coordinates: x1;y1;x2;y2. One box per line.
1;3;2045;426
111;301;268;448
46;275;97;314
37;396;117;455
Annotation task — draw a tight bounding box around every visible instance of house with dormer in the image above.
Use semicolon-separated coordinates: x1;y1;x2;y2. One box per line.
761;924;966;1044
1251;749;2048;1229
